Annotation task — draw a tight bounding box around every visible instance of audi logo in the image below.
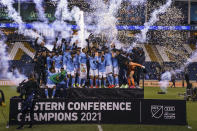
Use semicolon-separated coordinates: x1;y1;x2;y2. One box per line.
164;106;175;111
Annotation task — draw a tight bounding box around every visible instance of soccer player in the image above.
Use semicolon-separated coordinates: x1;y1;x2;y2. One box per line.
79;48;88;87
74;48;81;87
104;48;114;88
63;48;71;71
89;51;99;88
112;49;119;88
66;52;76;88
128;61;145;88
98;55;107;88
46;52;53;70
53;52;63;73
45;68;56;99
56;67;67;98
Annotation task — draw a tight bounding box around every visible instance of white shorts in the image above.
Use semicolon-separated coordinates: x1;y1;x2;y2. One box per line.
74;68;80;74
99;72;106;78
63;65;67;71
55;68;61;73
89;69;98;76
46;84;55;88
67;70;75;76
80;64;87;78
106;65;113;74
113;67;119;75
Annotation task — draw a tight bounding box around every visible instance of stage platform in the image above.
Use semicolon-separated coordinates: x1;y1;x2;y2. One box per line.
1;80;196;87
42;88;144;99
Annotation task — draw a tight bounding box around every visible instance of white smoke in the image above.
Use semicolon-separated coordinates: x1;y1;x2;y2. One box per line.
0;31;27;85
129;0;146;6
132;0;172;48
0;33;9;77
159;71;171;93
160;45;197;93
85;0;146;47
86;0;122;44
70;7;89;48
55;0;72;21
33;0;48;23
0;0;42;40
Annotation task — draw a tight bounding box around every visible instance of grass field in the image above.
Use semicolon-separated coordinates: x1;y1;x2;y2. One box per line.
0;86;197;131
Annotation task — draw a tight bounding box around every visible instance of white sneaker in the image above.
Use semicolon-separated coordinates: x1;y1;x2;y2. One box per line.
136;85;140;88
115;85;120;88
52;96;54;99
120;85;124;88
125;85;129;88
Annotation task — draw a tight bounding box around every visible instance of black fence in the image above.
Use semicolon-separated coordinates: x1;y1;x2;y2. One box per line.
9;98;187;125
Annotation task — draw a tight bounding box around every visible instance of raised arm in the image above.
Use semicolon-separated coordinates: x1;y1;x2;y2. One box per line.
129;62;145;68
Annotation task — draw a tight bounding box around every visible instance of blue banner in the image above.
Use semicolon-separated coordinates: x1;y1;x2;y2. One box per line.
0;23;191;31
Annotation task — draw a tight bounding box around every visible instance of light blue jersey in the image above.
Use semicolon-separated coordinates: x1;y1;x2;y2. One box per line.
53;55;63;68
89;56;98;70
66;55;75;71
46;56;53;69
105;52;112;66
112;54;118;67
74;55;80;69
79;52;87;64
63;52;70;66
98;58;106;72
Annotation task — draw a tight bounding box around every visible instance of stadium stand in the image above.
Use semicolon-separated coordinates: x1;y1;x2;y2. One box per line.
144;45;158;62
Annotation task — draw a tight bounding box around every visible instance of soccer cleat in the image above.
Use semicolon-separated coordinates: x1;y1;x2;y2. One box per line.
82;83;85;87
111;85;115;88
76;83;80;88
130;86;135;88
52;96;54;99
72;84;76;88
120;85;124;88
125;85;129;88
136;85;140;88
90;86;94;88
115;85;119;88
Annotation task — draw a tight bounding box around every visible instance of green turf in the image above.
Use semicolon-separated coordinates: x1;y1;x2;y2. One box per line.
0;86;197;131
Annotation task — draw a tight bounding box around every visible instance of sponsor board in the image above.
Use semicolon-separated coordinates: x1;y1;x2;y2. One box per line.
9;98;187;125
139;80;197;87
0;80;16;86
141;99;186;125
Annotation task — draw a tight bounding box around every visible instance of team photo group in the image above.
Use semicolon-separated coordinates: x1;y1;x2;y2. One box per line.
32;36;146;98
